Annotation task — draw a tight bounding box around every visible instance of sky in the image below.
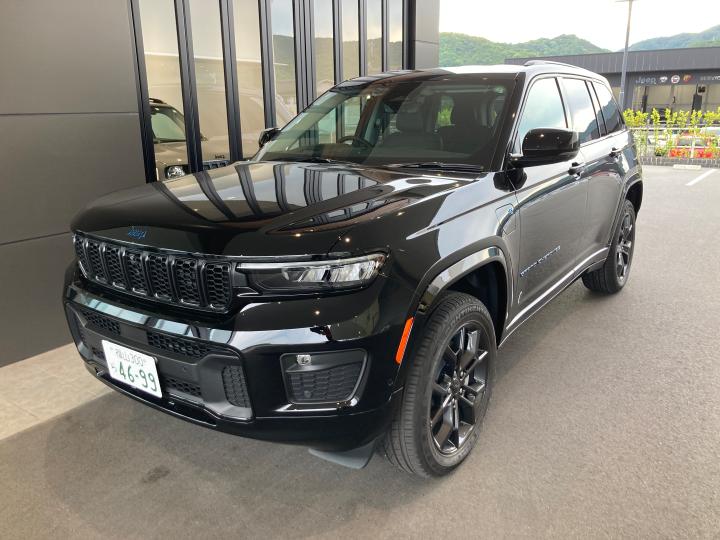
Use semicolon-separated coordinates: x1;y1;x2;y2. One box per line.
440;0;720;50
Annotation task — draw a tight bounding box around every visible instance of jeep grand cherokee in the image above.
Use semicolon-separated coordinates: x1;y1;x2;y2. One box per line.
64;62;643;477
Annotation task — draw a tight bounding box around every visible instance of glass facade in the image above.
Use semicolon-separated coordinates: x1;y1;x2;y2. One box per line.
138;0;187;180
134;0;406;180
313;0;335;96
341;0;360;80
271;0;298;119
366;0;382;75
188;0;229;161
233;0;265;157
387;0;403;70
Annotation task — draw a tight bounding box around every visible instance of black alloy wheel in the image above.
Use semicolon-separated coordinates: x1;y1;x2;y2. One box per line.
382;292;496;477
429;323;489;455
615;209;634;284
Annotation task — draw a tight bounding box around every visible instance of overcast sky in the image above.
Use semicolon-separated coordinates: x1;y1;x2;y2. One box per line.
440;0;720;50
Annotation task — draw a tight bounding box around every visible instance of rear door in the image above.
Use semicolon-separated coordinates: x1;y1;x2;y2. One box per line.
588;82;630;248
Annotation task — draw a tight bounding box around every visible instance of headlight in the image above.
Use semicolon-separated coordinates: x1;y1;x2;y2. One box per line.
165;165;187;179
238;253;386;292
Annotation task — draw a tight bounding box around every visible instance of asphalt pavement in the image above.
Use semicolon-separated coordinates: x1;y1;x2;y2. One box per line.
1;166;719;539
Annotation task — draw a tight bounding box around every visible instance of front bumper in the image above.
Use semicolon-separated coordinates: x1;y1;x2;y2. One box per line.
63;271;412;452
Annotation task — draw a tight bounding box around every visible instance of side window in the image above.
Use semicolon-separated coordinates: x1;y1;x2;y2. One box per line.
516;78;567;149
588;84;607;137
593;82;623;134
436;95;454;128
562;78;600;143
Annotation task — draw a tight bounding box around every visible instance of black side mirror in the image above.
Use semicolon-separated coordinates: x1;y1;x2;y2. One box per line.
510;128;579;167
258;127;281;148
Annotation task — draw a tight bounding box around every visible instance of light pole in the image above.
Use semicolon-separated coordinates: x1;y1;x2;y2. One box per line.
618;0;636;111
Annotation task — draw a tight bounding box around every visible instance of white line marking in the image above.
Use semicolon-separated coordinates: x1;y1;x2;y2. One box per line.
686;169;717;187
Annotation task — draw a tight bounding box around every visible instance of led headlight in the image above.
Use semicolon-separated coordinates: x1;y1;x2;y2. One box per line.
165;165;187;179
238;253;386;292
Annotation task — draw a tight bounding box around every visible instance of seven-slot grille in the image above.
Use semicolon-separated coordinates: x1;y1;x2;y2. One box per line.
73;234;233;311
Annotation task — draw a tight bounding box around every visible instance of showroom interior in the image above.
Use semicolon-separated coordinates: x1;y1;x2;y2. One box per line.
0;0;440;367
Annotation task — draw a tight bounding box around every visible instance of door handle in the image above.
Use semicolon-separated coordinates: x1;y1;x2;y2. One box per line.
610;147;622;159
568;162;585;176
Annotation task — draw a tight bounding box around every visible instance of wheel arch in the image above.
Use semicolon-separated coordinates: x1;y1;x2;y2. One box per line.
415;247;510;345
626;179;643;214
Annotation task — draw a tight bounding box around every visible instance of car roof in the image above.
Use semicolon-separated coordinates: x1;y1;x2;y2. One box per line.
336;62;609;89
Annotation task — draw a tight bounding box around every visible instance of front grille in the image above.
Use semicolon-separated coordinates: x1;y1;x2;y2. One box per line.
287;362;363;403
203;159;230;170
73;234;233;311
222;366;251;407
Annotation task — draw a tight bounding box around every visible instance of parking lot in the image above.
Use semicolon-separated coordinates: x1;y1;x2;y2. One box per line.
1;165;719;539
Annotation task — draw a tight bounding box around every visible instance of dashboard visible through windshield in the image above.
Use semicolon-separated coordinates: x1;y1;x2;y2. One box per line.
255;74;515;171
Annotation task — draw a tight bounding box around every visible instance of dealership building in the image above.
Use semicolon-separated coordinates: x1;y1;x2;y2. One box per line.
0;0;440;366
507;46;720;113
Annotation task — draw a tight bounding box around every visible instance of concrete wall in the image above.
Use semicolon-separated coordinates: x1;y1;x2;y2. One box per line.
0;0;146;366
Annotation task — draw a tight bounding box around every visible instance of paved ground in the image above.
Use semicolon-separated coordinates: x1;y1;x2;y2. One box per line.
1;166;719;539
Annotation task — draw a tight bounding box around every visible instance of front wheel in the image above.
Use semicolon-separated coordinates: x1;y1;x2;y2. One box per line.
582;199;636;294
381;293;496;477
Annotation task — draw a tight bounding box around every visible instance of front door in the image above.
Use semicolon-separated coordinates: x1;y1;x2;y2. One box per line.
510;76;588;322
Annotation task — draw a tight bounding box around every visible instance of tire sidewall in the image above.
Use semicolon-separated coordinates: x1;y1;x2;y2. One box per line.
411;297;497;475
607;200;636;290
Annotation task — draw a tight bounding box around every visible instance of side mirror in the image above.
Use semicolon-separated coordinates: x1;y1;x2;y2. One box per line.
258;127;280;148
510;128;579;167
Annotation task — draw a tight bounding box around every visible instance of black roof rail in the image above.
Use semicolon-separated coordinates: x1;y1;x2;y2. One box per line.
523;59;579;68
149;97;166;104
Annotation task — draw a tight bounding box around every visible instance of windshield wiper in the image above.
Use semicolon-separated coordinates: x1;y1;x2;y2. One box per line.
279;156;346;165
383;162;484;173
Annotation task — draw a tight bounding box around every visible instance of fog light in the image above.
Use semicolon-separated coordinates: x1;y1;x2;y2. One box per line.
165;165;186;179
297;354;312;366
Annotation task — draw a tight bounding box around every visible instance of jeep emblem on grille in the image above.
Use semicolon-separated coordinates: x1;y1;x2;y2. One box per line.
127;226;147;240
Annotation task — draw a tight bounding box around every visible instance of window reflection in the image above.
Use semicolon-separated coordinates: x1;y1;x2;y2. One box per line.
341;0;359;80
387;0;403;70
188;0;230;163
271;0;298;119
138;0;189;180
233;0;265;156
366;0;382;74
313;0;335;96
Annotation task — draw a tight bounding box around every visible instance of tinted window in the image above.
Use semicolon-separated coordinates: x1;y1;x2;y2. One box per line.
563;78;600;143
594;82;623;134
516;78;567;148
256;77;513;170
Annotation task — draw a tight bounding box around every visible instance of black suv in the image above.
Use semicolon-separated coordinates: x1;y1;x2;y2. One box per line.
64;62;642;477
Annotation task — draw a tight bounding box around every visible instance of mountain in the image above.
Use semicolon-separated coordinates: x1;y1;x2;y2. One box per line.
629;25;720;51
439;32;609;66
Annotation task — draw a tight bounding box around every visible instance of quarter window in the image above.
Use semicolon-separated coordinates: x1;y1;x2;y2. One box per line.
563;78;600;144
594;82;623;134
516;78;567;149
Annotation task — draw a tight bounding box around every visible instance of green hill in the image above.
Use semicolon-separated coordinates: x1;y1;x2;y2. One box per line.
439;32;609;66
629;25;720;50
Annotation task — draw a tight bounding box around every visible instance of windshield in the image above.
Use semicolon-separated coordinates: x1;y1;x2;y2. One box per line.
254;75;514;170
151;105;186;143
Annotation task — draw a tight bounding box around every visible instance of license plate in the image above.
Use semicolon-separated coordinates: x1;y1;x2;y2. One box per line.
102;340;162;398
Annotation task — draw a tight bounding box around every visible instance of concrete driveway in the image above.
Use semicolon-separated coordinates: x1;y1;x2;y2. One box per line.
1;166;719;539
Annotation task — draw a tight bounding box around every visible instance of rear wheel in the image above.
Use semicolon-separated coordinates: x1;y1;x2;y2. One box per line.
381;293;496;477
582;199;636;294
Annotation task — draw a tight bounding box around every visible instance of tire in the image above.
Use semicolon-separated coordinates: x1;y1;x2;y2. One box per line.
381;292;496;477
582;199;636;294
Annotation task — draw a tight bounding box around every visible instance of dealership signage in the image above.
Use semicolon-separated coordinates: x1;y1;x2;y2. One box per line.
635;72;720;86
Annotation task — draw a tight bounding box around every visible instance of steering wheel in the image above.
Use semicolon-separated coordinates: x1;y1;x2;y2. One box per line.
337;135;373;148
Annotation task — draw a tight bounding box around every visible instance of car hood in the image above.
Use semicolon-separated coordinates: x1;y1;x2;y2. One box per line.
72;160;472;257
